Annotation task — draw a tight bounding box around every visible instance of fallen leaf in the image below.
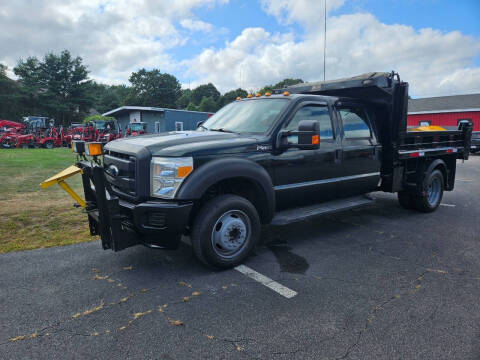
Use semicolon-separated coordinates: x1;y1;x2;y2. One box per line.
107;279;115;283
10;335;26;342
72;313;81;319
120;297;128;303
178;281;192;288
182;297;190;302
192;291;201;296
119;326;126;331
92;332;99;336
140;288;148;293
206;335;214;340
123;266;133;270
169;319;183;326
30;333;38;338
236;344;244;351
426;268;447;274
94;275;108;280
415;285;421;289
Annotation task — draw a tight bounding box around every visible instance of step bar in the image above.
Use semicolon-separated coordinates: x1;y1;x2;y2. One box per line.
271;195;375;226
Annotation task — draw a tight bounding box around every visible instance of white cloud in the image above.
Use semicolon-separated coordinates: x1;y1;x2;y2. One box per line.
187;3;480;96
261;0;345;28
0;0;228;84
180;19;213;32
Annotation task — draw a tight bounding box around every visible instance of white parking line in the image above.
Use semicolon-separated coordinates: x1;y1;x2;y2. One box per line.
235;264;297;299
440;203;456;207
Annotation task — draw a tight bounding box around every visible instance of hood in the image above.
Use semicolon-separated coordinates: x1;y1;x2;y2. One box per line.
104;130;267;157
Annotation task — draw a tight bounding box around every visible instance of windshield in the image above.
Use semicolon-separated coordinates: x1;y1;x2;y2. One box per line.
130;123;144;131
94;121;106;130
201;98;289;133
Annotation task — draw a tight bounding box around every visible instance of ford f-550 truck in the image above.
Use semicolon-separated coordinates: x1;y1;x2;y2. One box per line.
56;72;472;269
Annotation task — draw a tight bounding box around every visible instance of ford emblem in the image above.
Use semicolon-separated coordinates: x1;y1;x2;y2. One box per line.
108;164;119;177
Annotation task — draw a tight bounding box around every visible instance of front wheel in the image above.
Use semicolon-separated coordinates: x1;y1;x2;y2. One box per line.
191;194;261;269
412;169;444;213
44;141;54;149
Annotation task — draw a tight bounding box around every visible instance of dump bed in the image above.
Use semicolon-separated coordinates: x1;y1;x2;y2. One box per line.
285;72;472;192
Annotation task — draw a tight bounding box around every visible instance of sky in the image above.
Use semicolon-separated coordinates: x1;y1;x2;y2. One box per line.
0;0;479;98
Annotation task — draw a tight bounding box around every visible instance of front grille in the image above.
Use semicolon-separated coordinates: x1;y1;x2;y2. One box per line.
104;150;137;198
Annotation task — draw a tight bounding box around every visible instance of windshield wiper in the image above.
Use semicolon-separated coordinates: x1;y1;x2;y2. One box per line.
209;128;236;133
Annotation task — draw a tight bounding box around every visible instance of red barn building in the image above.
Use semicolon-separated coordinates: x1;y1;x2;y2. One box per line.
407;94;480;131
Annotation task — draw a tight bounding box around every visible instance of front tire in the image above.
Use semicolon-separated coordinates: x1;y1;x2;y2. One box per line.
191;194;261;269
412;169;444;213
44;141;54;149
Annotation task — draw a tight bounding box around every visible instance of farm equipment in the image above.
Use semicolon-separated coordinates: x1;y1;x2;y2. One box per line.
125;122;147;137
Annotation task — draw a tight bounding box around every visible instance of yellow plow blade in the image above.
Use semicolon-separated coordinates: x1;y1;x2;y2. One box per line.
40;165;86;207
408;125;446;132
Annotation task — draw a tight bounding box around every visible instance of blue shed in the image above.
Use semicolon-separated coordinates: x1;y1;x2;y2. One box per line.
102;106;213;134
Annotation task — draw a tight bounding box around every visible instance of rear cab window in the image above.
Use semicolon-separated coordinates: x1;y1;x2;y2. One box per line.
338;106;372;139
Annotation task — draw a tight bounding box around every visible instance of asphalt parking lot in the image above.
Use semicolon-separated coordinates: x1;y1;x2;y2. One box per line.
1;156;479;360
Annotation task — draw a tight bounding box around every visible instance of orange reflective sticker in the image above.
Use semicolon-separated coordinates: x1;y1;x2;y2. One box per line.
312;135;319;145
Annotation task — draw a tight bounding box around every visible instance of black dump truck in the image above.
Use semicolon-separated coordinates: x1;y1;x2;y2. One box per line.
65;72;472;269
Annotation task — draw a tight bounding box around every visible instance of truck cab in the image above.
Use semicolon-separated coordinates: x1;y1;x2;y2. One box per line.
125;122;148;137
63;72;472;269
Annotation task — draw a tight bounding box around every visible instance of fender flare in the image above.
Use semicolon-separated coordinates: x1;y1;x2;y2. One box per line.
424;159;448;188
176;157;275;222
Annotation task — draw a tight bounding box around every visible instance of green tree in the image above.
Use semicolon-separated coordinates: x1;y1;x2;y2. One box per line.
177;89;192;109
82;114;115;124
191;83;220;105
0;64;25;120
14;50;92;125
217;88;248;108
198;97;217;112
186;102;198;111
126;68;181;109
273;78;303;89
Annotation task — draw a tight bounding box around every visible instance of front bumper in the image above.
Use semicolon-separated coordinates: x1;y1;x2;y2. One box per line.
471;138;480;152
78;161;192;251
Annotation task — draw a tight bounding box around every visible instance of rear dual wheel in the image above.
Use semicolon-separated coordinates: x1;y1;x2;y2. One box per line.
398;169;444;213
191;195;260;269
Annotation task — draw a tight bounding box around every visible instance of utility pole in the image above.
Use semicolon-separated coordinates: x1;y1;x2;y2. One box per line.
323;0;327;82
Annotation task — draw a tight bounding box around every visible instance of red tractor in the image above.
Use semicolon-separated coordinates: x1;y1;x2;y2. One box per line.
34;127;64;149
95;120;121;143
125;122;148;137
71;124;95;142
1;132;35;148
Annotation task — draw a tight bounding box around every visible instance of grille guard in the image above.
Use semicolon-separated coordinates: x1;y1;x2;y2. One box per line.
78;160;139;251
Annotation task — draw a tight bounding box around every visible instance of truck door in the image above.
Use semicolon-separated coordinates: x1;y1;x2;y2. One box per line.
273;102;341;210
336;103;381;197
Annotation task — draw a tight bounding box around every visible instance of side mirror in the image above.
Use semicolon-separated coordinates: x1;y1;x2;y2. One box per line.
278;120;319;150
197;120;205;129
297;120;319;149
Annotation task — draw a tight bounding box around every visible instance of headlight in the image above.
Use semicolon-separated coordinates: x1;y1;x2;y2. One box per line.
151;157;193;199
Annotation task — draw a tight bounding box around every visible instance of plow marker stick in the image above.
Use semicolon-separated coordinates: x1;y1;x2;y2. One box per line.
40;165;86;207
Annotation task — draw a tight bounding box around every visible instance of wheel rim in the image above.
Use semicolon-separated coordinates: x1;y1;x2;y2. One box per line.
427;176;441;206
211;210;250;258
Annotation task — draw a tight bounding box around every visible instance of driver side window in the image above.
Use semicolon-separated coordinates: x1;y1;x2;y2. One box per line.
285;105;333;144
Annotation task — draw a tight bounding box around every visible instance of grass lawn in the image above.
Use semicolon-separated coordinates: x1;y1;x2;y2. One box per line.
0;148;97;253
